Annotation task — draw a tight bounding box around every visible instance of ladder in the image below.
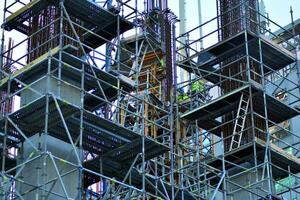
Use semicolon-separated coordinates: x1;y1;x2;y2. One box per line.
229;93;250;151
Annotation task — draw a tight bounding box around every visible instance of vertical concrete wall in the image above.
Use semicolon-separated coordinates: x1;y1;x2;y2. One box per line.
17;134;79;200
20;76;81;107
17;75;82;199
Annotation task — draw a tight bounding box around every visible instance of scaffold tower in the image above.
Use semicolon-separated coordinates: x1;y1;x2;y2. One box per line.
1;0;300;200
0;0;180;199
176;0;300;199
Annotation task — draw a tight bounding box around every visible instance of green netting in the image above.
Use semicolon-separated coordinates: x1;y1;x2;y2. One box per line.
275;176;296;193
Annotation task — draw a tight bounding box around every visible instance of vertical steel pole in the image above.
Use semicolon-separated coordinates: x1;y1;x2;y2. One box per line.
142;100;146;200
221;131;227;200
196;122;201;198
78;61;85;199
296;45;300;98
104;0;113;72
116;0;121;125
0;0;7;79
58;0;64;98
135;0;141;198
198;0;204;50
0;3;8;198
41;50;51;200
170;93;175;200
1;59;10;200
249;85;259;190
258;37;273;199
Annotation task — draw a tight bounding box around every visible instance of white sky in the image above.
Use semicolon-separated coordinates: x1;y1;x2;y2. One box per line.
0;0;299;110
169;0;300;30
1;0;300;49
0;0;299;66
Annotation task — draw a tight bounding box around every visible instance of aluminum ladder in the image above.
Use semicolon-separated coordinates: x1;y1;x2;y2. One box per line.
229;93;250;151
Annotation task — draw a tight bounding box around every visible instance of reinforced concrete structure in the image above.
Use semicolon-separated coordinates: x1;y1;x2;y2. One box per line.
0;0;299;199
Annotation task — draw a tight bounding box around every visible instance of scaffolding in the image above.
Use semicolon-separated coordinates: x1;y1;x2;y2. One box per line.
0;0;180;199
176;0;300;199
0;0;300;199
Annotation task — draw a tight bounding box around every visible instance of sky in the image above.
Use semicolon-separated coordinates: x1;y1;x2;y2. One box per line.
169;0;300;50
1;0;300;35
169;0;300;31
1;0;300;47
0;0;300;67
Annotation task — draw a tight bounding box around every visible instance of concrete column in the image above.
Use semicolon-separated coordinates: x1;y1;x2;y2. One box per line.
17;134;79;200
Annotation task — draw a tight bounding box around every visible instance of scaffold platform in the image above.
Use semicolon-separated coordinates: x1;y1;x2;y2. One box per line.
0;95;168;158
205;138;300;180
178;31;296;84
0;45;135;111
181;84;300;136
2;0;133;48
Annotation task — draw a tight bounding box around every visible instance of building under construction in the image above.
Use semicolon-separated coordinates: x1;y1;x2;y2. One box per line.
0;0;299;199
